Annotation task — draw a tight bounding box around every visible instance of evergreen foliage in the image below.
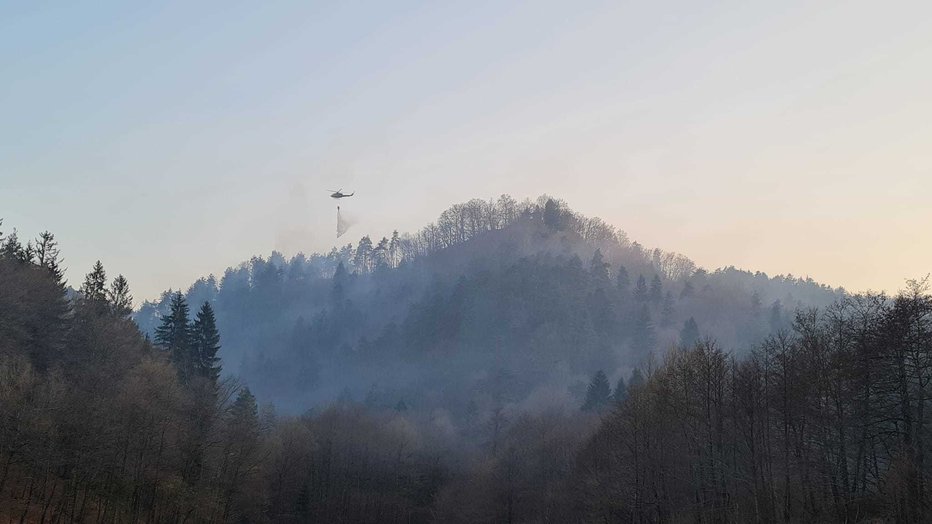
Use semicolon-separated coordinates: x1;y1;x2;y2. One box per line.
582;370;612;411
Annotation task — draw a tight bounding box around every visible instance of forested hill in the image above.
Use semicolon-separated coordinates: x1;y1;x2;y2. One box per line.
134;195;841;411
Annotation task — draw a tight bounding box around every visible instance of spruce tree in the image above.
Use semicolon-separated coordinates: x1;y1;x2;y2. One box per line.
156;291;194;381
81;260;107;303
616;265;630;294
543;198;564;230
634;275;649;302
0;229;29;263
582;370;612;411
192;301;222;382
750;291;763;318
661;290;675;327
629;368;645;389
108;274;133;317
769;300;784;332
680;317;700;347
589;248;610;285
229;387;259;438
332;261;348;302
649;275;663;304
632;305;656;355
613;375;627;403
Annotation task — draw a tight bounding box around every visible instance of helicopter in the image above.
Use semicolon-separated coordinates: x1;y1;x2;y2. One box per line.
327;189;355;199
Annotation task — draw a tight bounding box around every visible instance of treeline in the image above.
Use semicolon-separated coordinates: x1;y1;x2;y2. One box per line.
135;196;839;411
576;281;932;522
0;223;446;522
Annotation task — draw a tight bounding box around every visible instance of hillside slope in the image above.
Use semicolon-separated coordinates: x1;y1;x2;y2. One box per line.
135;195;841;411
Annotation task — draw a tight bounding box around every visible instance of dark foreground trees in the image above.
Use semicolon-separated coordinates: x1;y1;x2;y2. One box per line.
576;280;932;523
0;225;445;522
4;219;931;523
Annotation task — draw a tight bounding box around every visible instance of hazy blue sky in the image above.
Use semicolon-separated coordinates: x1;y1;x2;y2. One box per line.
3;1;931;300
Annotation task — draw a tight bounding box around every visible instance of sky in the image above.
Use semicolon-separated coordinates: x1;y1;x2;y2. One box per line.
2;0;931;301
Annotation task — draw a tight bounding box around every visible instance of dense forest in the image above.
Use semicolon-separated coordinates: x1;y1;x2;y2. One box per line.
135;196;840;412
2;197;929;522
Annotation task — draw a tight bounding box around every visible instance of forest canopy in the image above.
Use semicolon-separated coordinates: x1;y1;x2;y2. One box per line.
4;199;925;522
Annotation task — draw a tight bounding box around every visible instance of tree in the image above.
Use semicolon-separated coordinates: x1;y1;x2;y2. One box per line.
649;275;663;304
332;261;348;302
582;370;612;411
589;249;610;285
680;317;700;347
0;229;30;263
632;305;656;355
354;236;373;273
543;199;564;231
613;375;627;403
373;237;390;271
155;291;194;381
660;290;675;327
634;275;649;303
769;299;784;332
108;274;133;317
629;368;645;389
33;231;64;283
81;260;107;305
192;301;222;382
617;265;630;294
750;291;762;318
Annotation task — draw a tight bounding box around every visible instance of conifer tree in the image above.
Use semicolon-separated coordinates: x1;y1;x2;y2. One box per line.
769;299;784;332
629;368;645;389
634;275;649;302
108;274;133;317
543;198;564;230
81;261;109;315
589;248;610;285
613;375;628;403
82;261;107;301
632;305;656;355
680;317;700;347
582;370;612;411
156;291;194;381
0;229;29;263
332;261;348;302
616;265;630;294
660;290;675;327
649;275;663;304
750;291;762;318
192;301;222;382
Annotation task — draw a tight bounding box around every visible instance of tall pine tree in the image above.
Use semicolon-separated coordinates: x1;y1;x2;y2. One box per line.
649;275;663;304
634;275;649;302
680;317;700;347
192;301;222;382
616;265;630;294
108;274;133;317
155;291;194;381
582;370;612;411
